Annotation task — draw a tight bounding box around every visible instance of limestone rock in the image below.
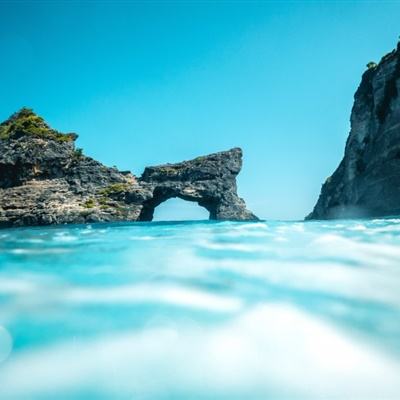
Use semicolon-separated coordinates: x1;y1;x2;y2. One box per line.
0;108;257;227
139;148;258;221
307;42;400;220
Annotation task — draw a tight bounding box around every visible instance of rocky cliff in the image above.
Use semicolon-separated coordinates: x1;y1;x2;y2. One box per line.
307;41;400;220
0;108;257;227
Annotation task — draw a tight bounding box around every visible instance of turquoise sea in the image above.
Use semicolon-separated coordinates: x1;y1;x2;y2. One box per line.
0;219;400;399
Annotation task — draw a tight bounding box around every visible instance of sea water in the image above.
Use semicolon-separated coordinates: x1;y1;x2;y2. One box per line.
0;219;399;399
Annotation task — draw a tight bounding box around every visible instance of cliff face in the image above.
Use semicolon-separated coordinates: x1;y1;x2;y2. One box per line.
307;42;400;220
0;108;257;227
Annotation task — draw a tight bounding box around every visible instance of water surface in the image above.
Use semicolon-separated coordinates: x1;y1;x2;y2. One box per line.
0;219;400;399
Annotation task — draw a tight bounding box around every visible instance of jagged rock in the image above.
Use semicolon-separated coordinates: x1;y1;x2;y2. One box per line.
0;108;257;227
138;148;258;221
307;42;400;220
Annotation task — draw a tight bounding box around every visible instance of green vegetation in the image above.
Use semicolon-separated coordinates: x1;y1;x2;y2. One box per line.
98;183;131;196
73;148;84;159
98;196;109;205
366;61;377;70
80;209;93;217
0;107;77;142
82;195;123;211
157;166;178;174
83;193;129;216
193;155;209;166
83;198;96;209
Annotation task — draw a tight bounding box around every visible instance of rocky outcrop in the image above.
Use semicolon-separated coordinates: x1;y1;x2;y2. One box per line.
138;148;257;221
0;108;257;227
307;41;400;220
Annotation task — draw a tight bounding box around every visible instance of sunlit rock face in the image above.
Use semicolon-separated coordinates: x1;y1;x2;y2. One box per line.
307;42;400;220
0;109;257;227
139;148;258;221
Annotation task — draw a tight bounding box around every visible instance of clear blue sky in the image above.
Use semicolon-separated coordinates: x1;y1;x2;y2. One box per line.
1;1;399;220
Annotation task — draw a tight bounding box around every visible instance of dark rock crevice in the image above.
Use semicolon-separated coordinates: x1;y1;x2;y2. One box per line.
376;44;400;123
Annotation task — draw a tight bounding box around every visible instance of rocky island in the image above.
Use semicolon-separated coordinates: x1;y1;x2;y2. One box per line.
0;108;257;227
307;41;400;220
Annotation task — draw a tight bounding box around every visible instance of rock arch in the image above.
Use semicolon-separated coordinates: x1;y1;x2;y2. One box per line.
138;148;258;222
0;109;258;227
151;197;209;221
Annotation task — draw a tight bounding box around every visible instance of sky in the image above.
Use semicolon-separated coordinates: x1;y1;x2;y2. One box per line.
0;0;400;220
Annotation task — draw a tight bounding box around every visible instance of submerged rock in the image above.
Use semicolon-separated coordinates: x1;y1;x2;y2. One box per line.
0;108;257;227
307;41;400;220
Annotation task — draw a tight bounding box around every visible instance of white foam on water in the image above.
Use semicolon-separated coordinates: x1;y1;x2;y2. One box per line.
9;248;72;255
230;222;269;230
0;304;398;399
208;257;400;307
348;223;367;231
24;238;45;243
197;240;266;252
1;219;400;398
1;278;242;314
0;278;38;294
129;235;157;240
63;284;243;312
53;235;78;242
312;233;400;267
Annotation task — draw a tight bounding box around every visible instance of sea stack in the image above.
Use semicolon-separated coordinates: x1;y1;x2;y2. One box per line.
307;41;400;220
0;108;257;227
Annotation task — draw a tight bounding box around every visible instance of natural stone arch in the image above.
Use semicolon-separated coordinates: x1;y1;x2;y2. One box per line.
138;148;258;222
137;186;217;221
0;109;257;227
151;196;209;221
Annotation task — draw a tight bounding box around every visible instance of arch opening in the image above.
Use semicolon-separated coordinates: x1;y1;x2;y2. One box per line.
147;197;210;222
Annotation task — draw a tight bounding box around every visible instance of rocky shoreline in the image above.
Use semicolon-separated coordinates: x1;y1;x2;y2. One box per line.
0;108;257;227
3;41;400;227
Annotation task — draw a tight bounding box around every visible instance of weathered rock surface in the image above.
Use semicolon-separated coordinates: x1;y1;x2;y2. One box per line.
0;108;257;227
139;148;258;221
307;42;400;220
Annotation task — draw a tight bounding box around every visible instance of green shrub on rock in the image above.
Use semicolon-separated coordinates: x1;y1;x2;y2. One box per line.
73;148;84;159
0;107;77;142
83;198;96;208
98;183;131;196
